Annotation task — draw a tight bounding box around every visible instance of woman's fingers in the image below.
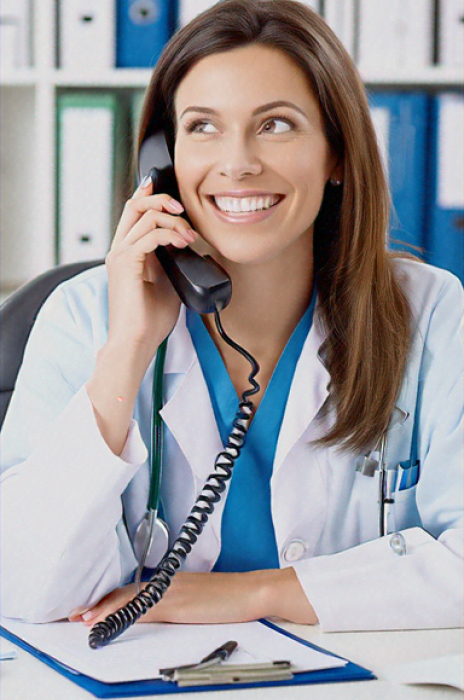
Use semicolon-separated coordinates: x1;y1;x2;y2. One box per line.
112;177;185;246
122;209;196;247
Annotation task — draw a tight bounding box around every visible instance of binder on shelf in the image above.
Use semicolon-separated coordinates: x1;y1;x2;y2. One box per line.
323;0;357;58
426;92;464;284
437;0;464;68
58;1;116;71
358;0;434;72
56;93;130;265
130;90;147;188
0;0;31;69
369;92;430;257
177;1;220;29
116;0;175;68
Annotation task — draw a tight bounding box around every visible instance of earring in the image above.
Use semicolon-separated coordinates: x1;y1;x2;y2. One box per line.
330;178;342;186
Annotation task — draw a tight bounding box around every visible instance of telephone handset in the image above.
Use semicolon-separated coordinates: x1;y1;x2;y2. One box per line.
148;163;231;315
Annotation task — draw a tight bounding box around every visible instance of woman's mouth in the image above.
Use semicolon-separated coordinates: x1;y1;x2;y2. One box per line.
207;194;285;223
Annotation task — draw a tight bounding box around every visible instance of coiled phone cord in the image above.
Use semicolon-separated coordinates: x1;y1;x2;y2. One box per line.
88;307;260;649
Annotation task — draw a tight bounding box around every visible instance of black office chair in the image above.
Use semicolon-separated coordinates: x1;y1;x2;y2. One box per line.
0;260;104;428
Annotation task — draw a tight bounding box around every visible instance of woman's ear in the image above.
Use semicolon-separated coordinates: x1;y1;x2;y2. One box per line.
328;162;344;186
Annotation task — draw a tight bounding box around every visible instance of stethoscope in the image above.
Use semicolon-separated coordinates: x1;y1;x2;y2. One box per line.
132;335;412;589
133;336;170;590
356;406;411;555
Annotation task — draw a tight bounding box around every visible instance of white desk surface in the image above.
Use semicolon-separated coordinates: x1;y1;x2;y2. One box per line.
1;623;462;699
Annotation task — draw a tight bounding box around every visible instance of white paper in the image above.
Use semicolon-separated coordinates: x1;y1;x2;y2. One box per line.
0;618;346;684
437;94;464;209
384;653;464;691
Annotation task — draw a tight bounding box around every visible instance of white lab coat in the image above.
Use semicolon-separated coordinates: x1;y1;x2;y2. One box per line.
1;258;463;630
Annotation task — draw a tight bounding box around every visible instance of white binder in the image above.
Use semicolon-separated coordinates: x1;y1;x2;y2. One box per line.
0;0;31;68
59;0;116;70
177;1;220;28
57;94;128;265
358;0;434;72
323;0;357;57
438;0;464;67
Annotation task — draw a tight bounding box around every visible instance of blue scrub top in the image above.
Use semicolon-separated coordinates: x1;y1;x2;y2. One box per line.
186;284;317;572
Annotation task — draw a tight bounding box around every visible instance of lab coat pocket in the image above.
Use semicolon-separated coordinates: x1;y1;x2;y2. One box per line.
394;483;422;530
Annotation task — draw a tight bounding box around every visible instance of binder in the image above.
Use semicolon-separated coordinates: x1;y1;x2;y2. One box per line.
116;0;175;68
369;92;430;257
0;0;31;69
426;92;464;284
177;1;220;29
323;0;357;58
56;93;129;265
358;0;434;72
58;0;116;71
130;90;146;189
0;619;375;698
437;0;464;68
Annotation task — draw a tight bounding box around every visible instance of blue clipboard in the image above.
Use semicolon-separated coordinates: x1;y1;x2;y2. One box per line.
0;620;375;697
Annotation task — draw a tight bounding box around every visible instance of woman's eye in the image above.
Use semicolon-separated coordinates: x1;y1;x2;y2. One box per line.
185;120;218;134
261;117;294;134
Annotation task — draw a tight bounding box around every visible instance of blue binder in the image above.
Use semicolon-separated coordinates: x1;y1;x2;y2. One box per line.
116;0;176;68
426;92;464;285
368;92;430;259
0;620;375;697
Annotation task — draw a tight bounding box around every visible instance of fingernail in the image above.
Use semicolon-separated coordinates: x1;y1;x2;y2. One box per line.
187;228;198;239
82;610;95;621
168;198;184;212
140;174;152;188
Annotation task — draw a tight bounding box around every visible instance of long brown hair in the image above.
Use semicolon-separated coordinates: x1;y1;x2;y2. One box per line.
136;0;417;454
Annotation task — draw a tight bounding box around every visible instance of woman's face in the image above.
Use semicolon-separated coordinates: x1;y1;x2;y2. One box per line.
173;44;339;266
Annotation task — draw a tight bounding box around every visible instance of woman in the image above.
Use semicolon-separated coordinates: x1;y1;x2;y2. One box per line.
1;0;462;632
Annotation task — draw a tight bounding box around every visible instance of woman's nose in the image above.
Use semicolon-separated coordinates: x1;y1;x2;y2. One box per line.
218;138;262;179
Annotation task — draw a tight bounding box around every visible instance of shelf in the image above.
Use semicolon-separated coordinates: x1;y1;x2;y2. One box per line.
0;69;38;87
2;66;462;90
361;66;464;89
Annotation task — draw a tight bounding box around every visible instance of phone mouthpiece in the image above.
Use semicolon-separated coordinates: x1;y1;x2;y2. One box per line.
155;246;232;315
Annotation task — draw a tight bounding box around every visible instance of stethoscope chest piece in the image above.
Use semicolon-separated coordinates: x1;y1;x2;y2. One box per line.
133;511;169;570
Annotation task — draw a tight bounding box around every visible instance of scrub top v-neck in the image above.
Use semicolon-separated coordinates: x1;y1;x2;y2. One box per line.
186;284;317;572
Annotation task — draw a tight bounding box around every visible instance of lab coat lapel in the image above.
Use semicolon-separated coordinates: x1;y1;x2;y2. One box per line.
274;305;331;474
160;308;224;484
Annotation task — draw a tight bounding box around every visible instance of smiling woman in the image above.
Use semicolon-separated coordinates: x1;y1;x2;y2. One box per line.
0;0;462;639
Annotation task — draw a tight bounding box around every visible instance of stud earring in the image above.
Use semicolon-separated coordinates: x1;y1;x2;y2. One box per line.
330;178;342;186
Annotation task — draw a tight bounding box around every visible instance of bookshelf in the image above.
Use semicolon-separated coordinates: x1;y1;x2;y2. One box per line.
1;0;463;294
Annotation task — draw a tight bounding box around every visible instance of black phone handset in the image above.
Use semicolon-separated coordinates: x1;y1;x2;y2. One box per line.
149;166;232;314
88;134;260;649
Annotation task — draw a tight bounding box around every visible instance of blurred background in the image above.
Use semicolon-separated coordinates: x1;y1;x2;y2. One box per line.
1;0;463;301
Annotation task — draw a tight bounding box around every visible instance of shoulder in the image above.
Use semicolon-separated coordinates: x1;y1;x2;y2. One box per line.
391;257;464;326
36;264;109;350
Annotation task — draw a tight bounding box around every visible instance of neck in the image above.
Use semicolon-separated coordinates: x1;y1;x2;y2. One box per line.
204;235;315;364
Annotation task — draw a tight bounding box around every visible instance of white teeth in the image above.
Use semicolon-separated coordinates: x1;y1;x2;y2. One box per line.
213;195;280;213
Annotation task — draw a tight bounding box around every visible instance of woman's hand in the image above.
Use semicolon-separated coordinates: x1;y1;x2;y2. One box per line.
69;569;318;626
86;178;198;456
106;178;197;360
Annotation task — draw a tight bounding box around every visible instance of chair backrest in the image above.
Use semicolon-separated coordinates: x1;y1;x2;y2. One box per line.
0;261;103;429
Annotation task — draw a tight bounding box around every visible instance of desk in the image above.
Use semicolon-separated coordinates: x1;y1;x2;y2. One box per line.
0;624;462;699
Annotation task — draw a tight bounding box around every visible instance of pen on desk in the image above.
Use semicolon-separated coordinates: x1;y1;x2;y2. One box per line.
160;640;238;680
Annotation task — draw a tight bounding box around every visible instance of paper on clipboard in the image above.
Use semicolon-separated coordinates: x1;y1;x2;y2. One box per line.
0;617;346;684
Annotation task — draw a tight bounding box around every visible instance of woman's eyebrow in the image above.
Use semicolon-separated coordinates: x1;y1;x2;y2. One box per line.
179;100;307;120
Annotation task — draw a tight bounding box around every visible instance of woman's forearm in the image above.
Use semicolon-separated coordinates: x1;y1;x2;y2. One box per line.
86;340;156;456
